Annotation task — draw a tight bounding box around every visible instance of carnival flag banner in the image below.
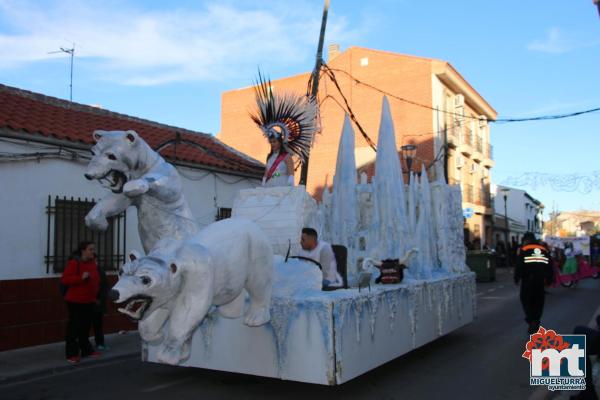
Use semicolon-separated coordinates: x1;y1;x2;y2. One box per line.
545;236;591;257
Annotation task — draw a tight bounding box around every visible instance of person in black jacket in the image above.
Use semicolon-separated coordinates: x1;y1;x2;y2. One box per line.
514;232;554;335
92;256;109;350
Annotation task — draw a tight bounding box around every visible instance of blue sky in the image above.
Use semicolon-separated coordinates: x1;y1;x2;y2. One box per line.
1;0;599;215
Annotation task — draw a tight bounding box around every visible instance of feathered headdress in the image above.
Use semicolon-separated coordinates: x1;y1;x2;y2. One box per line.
250;72;318;161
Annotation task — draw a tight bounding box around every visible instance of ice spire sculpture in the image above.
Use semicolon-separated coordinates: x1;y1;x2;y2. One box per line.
434;156;446;185
405;171;421;274
426;168;441;271
319;186;333;243
369;97;409;260
330;114;359;276
407;171;418;239
415;163;437;278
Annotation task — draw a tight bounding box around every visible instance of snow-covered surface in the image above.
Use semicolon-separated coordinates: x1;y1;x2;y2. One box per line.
232;186;319;256
271;256;322;295
144;256;476;384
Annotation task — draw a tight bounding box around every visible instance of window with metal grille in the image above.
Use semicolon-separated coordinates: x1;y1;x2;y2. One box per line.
215;207;232;221
45;195;126;273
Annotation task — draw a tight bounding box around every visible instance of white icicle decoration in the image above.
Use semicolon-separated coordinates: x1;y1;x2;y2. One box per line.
330;114;359;276
369;96;409;261
415;164;435;278
407;172;420;275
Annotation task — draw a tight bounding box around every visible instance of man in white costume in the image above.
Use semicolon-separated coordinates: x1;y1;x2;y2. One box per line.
297;228;343;290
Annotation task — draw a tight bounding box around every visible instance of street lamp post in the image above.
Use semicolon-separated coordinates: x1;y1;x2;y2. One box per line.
500;187;510;264
400;144;417;175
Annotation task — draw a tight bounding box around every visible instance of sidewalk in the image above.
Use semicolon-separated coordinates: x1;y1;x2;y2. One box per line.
0;331;140;385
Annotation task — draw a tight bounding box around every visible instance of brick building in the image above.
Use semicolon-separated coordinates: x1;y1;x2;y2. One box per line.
218;46;497;247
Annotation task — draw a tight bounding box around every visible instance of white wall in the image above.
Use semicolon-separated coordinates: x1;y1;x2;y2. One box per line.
0;138;259;280
493;184;543;235
494;185;521;223
176;166;259;227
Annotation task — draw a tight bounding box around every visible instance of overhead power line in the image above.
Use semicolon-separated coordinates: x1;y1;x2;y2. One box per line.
323;65;600;124
491;107;600;123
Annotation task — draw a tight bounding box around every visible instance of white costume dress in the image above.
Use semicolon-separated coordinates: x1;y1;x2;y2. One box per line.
264;152;291;188
297;240;343;287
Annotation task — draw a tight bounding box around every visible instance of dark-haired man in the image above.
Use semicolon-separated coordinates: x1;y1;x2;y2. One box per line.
298;228;343;289
514;232;554;334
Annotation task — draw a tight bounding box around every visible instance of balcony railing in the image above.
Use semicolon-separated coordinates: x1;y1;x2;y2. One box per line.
463;183;474;203
463;126;473;147
461;183;491;207
452;123;463;143
479;189;491;208
475;136;483;153
445;126;458;146
486;143;493;159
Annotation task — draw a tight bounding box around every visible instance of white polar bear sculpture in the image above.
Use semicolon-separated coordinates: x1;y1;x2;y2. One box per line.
109;218;274;365
84;130;198;253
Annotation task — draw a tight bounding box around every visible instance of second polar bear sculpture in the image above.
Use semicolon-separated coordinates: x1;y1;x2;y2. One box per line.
109;218;274;365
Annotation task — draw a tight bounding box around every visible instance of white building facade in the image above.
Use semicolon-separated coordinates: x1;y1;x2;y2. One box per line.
0;84;263;350
492;184;544;246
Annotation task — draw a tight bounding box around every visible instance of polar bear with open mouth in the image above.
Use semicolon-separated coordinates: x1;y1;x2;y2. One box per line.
109;218;274;365
84;130;198;253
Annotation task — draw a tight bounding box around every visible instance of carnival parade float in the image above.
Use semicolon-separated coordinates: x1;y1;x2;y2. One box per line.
84;77;476;385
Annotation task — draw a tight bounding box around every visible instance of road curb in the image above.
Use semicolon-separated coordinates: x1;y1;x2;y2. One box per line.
0;351;139;386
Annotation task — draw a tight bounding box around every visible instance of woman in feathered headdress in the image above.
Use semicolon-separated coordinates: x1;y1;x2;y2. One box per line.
263;132;294;187
251;73;317;187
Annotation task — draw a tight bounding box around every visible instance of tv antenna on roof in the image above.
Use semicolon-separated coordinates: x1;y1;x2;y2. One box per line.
48;44;75;102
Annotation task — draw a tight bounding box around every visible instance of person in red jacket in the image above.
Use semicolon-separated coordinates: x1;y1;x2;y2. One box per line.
61;241;101;363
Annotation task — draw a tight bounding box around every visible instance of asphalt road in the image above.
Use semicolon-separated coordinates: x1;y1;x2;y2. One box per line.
2;268;599;400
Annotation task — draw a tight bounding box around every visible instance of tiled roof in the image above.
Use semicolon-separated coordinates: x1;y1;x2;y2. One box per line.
0;84;264;177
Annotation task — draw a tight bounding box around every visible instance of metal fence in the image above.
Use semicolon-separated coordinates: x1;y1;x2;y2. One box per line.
479;189;491;207
45;195;126;273
463;126;473;147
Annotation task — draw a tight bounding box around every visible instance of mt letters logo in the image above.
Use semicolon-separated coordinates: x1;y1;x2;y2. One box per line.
523;326;586;391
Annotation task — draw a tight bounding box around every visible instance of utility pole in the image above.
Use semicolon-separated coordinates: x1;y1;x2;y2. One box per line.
49;44;75;102
299;0;330;187
444;126;449;183
439;109;449;183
